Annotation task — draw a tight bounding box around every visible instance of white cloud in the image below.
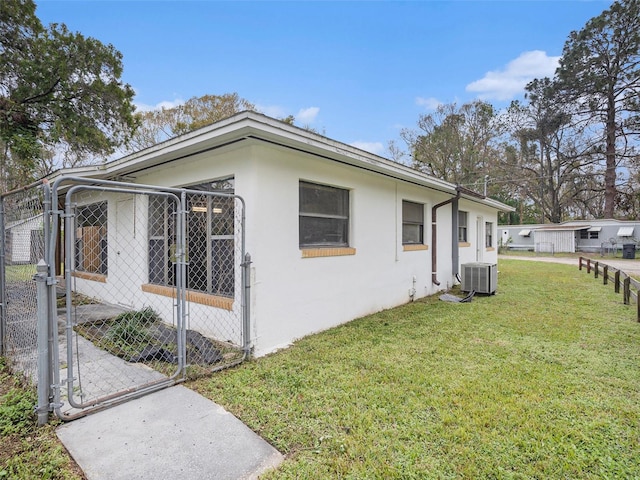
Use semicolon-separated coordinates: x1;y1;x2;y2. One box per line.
416;97;442;110
350;141;385;156
134;98;185;112
255;104;288;119
466;50;560;101
297;106;320;123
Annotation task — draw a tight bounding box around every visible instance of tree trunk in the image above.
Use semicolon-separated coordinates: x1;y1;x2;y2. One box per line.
604;89;617;218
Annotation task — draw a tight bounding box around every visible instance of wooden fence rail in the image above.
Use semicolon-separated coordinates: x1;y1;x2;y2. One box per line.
579;257;640;322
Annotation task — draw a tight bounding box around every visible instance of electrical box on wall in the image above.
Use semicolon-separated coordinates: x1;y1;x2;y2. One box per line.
461;262;498;294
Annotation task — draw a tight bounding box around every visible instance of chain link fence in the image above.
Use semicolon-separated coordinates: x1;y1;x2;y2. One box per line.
180;188;247;373
0;182;46;384
56;186;180;416
54;180;247;418
2;177;249;421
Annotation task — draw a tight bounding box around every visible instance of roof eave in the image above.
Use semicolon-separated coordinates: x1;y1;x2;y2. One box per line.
48;111;512;212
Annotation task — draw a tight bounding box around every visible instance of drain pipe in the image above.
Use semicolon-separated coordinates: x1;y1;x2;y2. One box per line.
432;189;461;286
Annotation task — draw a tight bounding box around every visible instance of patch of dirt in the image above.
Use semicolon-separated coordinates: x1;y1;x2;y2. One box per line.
70;306;241;369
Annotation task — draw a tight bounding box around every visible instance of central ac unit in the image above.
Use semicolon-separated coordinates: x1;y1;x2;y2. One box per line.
461;262;498;294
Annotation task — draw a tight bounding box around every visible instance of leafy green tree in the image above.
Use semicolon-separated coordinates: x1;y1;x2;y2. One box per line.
129;93;256;151
554;0;640;218
0;0;136;190
402;100;503;192
503;79;602;224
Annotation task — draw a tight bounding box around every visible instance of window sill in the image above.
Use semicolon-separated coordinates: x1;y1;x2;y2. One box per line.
71;271;107;283
141;284;233;311
458;242;471;248
301;247;356;258
403;244;429;251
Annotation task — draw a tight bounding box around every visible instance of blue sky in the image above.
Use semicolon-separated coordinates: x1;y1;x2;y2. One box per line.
36;0;612;156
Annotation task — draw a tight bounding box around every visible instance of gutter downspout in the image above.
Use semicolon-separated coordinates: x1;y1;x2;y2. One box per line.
432;189;461;286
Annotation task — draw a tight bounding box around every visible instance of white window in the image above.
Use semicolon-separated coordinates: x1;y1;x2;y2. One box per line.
458;211;468;242
75;202;108;275
299;181;349;247
580;229;599;240
486;222;493;247
402;201;424;245
148;178;235;297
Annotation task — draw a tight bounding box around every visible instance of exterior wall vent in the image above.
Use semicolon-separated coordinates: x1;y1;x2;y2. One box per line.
461;262;498;294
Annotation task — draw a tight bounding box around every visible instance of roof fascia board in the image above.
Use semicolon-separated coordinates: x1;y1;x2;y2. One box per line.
48;111;513;212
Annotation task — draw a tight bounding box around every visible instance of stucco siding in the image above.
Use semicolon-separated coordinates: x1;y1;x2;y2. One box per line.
69;139;501;357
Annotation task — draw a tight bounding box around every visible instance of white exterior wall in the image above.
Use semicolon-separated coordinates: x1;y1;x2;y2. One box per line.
244;144;452;355
96;141;501;357
533;230;576;253
7;216;43;263
70;192;149;309
458;199;500;266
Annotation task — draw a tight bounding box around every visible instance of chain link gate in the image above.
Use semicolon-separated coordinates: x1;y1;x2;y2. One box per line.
1;176;249;421
0;181;47;383
49;178;248;419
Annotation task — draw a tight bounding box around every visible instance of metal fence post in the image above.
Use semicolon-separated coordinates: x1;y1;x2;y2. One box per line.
242;252;252;356
0;195;5;357
35;260;50;426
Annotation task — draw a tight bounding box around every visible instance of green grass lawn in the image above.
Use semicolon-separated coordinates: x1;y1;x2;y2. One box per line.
191;259;640;479
4;264;38;282
0;357;84;479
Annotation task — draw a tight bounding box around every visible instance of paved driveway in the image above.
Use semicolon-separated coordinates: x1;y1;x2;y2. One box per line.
499;254;640;277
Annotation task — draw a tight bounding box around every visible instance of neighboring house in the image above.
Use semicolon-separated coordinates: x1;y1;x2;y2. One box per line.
4;215;44;265
501;219;640;254
50;112;512;357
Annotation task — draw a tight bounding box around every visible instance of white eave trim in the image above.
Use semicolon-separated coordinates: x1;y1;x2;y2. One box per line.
47;111;513;212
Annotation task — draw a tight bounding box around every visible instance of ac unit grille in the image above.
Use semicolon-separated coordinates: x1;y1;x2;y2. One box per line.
461;263;497;294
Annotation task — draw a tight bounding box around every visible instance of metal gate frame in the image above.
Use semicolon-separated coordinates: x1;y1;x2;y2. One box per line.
1;175;250;423
53;177;250;420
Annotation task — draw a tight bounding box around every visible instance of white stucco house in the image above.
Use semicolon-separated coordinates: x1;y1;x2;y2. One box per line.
50;112;512;357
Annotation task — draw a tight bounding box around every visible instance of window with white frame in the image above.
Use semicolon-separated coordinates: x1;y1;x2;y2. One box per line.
486;222;493;247
75;202;108;275
299;181;349;247
580;229;599;240
458;210;468;242
402;200;424;244
148;177;235;297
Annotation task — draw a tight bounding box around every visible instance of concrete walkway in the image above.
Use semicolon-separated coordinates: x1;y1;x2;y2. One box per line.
56;385;284;480
55;304;283;479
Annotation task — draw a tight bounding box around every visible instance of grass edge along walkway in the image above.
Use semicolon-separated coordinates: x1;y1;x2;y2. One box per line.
191;259;640;479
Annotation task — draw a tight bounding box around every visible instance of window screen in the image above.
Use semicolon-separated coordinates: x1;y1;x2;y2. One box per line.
402;200;424;244
299;181;349;247
458;211;468;242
